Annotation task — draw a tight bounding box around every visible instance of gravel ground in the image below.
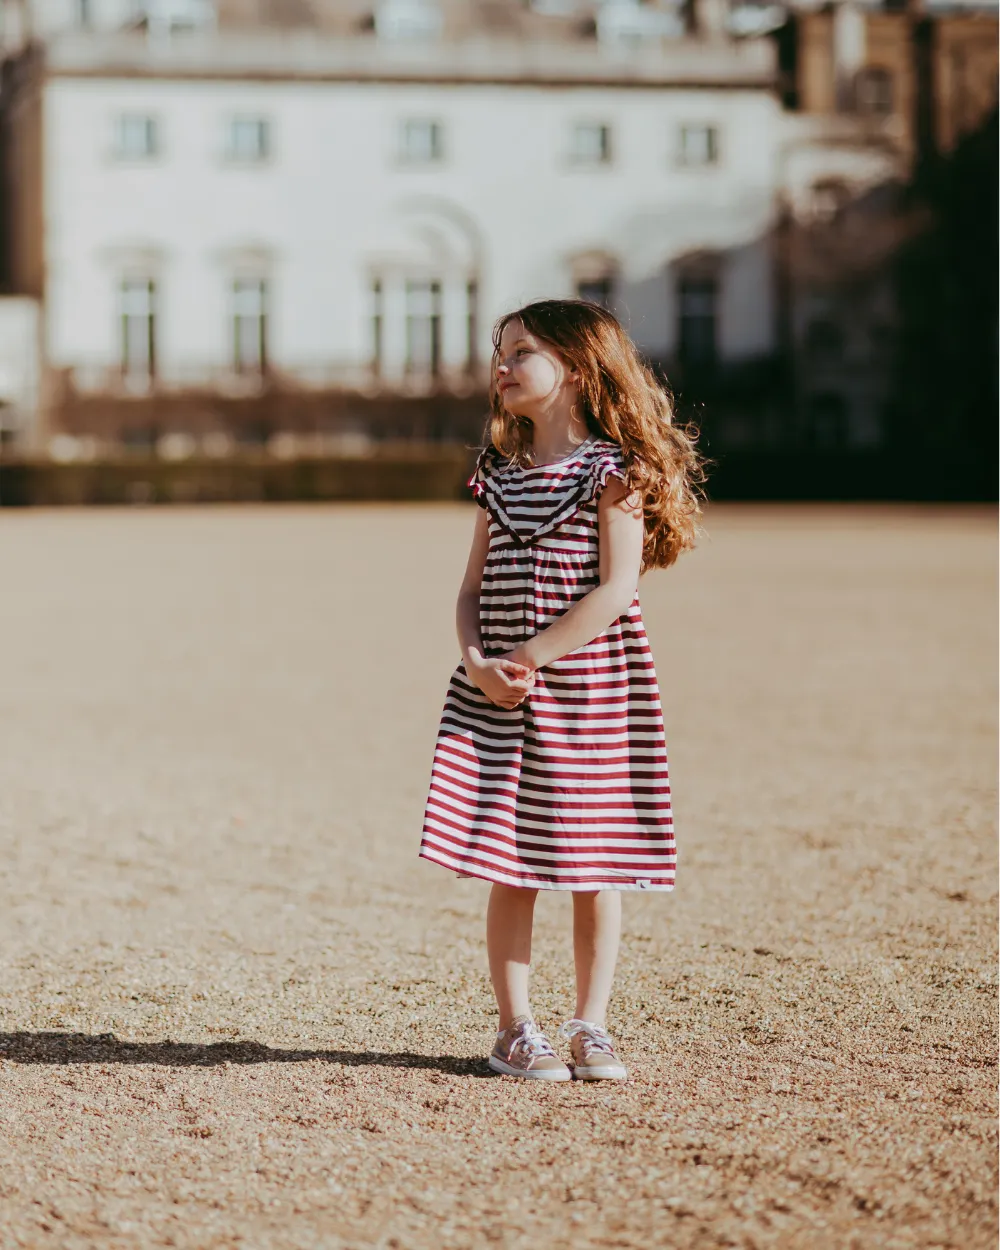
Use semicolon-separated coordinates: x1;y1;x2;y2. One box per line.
0;502;995;1250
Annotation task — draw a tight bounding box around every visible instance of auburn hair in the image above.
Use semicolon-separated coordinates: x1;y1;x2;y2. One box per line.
487;299;706;570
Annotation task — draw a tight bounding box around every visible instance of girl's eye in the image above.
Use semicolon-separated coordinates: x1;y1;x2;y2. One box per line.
516;348;531;357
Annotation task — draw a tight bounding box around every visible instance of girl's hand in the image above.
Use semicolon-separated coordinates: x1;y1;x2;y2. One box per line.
466;654;535;709
503;644;534;672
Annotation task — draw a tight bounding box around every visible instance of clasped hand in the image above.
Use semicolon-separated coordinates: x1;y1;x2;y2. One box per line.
466;652;535;710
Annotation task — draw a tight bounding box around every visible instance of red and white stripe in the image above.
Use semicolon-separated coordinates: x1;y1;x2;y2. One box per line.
419;437;675;892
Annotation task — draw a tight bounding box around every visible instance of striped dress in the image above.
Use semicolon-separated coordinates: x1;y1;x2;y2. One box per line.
419;436;675;892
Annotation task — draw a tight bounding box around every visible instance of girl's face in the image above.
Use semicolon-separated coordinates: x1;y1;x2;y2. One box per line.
495;319;577;418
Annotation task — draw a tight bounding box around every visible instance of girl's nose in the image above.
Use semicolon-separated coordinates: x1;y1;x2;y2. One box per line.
496;361;510;375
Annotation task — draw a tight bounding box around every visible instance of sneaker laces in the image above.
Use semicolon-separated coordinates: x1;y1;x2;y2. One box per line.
508;1022;557;1062
558;1018;616;1057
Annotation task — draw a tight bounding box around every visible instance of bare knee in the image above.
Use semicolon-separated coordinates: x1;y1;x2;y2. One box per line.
489;883;538;908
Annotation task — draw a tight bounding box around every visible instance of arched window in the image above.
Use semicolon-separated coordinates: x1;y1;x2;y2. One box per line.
572;252;618;310
120;277;156;385
233;278;267;376
405;280;442;377
677;264;719;372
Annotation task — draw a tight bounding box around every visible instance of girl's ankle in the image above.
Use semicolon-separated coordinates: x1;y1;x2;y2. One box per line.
497;1011;533;1033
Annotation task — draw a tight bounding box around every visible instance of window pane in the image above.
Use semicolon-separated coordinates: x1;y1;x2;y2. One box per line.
805;393;849;449
577;278;613;308
466;279;478;371
571;123;610;164
804;319;844;357
401;120;441;162
406;280;441;374
117;115;156;159
229;118;268;161
233;278;266;372
121;278;155;378
679;125;718;166
233;278;265;317
679;275;717;368
372;279;384;377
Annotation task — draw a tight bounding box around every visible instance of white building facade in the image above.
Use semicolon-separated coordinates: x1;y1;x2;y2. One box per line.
1;10;794;444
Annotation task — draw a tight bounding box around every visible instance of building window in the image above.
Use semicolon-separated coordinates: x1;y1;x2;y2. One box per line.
855;67;894;117
570;122;611;165
132;0;215;34
376;0;443;41
577;277;614;308
804;319;845;361
678;124;719;167
399;119;443;164
115;114;158;160
466;279;479;373
226;118;269;163
678;273;718;370
233;278;267;374
805;392;849;449
120;278;156;382
405;280;441;376
77;0;91;27
372;279;384;378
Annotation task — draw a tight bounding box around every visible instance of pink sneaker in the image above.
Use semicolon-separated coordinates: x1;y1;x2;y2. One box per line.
489;1015;572;1081
558;1019;627;1081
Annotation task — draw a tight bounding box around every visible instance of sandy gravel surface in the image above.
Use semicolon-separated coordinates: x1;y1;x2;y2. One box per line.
0;502;995;1250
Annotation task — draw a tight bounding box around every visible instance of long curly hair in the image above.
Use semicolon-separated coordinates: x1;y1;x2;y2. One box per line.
487;299;706;570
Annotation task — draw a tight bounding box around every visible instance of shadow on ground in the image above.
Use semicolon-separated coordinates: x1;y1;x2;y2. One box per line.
0;1032;489;1076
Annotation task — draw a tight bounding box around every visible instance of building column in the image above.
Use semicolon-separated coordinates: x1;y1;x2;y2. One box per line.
833;2;866;111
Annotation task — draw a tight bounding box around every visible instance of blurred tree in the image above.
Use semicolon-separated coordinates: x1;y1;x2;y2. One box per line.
893;109;998;496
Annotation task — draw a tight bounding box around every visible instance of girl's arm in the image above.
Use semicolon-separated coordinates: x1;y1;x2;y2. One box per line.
506;479;644;672
457;507;535;709
456;505;491;665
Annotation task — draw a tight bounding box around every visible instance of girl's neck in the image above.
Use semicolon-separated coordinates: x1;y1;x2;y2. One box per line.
530;406;591;467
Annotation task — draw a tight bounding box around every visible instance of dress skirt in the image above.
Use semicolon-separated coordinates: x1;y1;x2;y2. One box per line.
419;437;675;892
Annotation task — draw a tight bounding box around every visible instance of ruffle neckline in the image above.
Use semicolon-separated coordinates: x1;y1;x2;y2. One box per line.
469;438;626;546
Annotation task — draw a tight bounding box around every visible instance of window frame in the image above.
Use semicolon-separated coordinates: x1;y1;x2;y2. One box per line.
232;276;268;376
225;116;271;165
569;121;613;167
404;278;443;378
119;276;157;384
677;270;719;372
576;276;615;309
677;123;720;169
114;113;159;162
398;118;444;165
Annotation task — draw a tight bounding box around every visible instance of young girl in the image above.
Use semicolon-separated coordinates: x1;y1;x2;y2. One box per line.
419;299;703;1081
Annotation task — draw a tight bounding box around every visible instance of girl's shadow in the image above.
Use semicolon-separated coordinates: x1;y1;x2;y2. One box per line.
0;1032;490;1077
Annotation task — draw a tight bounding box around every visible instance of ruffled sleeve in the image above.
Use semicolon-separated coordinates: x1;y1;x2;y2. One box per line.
584;444;628;504
467;444;504;509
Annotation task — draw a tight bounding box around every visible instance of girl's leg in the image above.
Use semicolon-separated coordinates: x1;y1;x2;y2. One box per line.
486;883;538;1029
571;890;622;1024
